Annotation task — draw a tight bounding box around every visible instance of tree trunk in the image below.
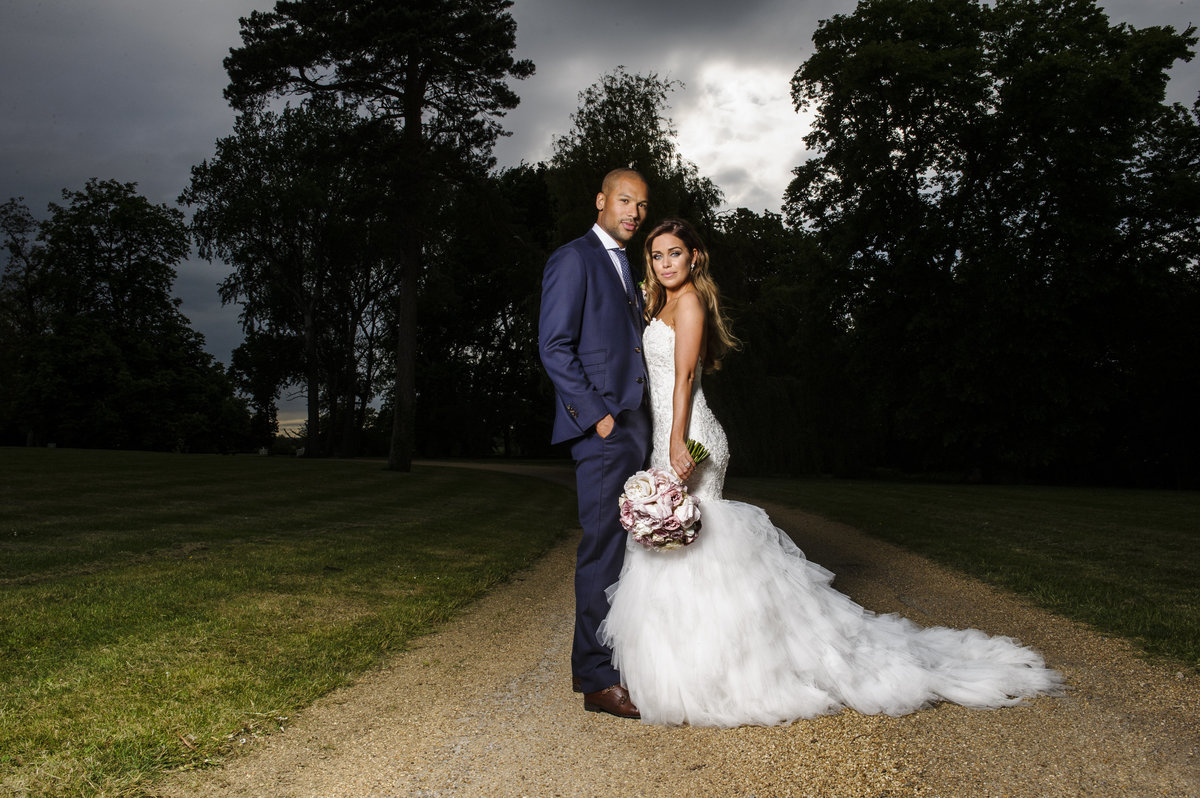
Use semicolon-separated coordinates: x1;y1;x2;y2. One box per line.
387;256;417;471
304;311;321;457
338;389;359;457
387;126;427;472
325;372;339;456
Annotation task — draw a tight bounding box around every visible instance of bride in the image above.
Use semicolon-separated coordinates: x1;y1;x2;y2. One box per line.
599;218;1063;727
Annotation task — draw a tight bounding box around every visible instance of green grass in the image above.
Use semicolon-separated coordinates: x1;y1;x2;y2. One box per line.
0;448;575;796
5;450;1197;795
728;476;1200;671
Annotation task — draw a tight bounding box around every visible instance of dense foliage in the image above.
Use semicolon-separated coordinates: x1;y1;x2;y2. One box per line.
182;97;398;456
0;182;249;451
217;0;533;469
548;67;723;242
783;0;1200;483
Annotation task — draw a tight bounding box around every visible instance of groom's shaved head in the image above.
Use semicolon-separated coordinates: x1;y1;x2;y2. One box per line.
595;168;649;245
601;167;646;194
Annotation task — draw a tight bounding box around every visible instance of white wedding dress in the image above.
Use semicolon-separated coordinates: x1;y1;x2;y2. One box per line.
599;318;1062;727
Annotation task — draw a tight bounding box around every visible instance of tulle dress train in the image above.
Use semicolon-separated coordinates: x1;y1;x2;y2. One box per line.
599;319;1062;727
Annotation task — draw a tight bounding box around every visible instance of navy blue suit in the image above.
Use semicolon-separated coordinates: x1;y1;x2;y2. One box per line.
538;228;650;693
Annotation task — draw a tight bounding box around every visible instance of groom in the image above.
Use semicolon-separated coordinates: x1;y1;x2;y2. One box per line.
538;168;651;719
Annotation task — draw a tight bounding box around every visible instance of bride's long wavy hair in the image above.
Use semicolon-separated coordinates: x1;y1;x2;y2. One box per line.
641;218;740;372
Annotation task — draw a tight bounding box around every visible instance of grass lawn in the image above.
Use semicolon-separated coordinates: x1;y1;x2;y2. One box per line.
728;476;1200;672
4;449;1197;795
0;448;575;796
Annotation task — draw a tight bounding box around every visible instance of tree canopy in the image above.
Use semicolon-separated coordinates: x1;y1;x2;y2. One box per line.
221;0;533;469
0;182;249;451
785;0;1200;483
549;68;722;244
182;96;397;457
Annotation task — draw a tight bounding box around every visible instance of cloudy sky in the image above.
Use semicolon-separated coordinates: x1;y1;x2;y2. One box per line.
2;0;1197;424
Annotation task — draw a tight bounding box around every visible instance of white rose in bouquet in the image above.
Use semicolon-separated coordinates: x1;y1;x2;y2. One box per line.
618;466;702;550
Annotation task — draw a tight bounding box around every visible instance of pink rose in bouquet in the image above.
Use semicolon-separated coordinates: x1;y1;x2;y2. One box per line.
617;466;701;550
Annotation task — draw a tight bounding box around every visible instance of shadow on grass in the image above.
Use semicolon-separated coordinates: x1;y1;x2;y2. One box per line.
0;448;576;796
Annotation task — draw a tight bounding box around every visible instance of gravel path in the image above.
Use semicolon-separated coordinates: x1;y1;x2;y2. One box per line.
156;465;1199;797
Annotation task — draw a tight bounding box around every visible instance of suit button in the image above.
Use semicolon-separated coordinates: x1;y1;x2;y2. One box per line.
634;347;641;353
636;377;644;384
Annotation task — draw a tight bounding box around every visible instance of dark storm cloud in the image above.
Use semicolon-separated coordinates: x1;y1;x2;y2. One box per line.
511;0;834;55
1;1;258;212
497;0;1199;213
494;0;845;167
1;0;260;363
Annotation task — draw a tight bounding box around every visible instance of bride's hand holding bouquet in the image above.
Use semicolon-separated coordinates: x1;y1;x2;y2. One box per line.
669;437;710;482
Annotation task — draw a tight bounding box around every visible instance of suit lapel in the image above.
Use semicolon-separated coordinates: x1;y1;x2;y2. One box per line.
585;231;645;331
631;270;646;329
620;257;645;331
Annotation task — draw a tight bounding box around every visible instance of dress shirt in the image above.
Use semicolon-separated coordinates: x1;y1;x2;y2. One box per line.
591;223;634;294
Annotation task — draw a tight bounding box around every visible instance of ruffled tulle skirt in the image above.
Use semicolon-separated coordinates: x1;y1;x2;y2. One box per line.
600;498;1062;727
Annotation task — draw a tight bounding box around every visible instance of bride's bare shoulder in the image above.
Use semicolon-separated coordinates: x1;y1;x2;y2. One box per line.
674;291;705;324
656;290;705;331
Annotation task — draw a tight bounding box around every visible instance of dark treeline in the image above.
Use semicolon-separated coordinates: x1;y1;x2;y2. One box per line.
0;181;249;453
778;0;1200;486
2;0;1197;486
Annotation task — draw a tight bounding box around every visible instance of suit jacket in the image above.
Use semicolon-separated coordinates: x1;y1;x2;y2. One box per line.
539;229;648;445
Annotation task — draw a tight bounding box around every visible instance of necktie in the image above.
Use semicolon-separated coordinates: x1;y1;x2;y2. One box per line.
613;247;636;304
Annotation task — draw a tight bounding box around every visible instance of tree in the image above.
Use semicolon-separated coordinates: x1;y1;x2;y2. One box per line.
0;183;248;451
0;199;47;337
704;209;849;475
223;0;534;470
413;163;557;458
0;198;49;445
548;68;722;246
787;0;1200;483
227;329;292;449
183;97;397;457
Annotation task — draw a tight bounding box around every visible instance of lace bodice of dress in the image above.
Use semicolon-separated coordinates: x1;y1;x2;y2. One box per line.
643;318;729;501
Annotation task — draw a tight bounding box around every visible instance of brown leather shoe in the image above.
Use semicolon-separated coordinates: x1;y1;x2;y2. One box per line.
584;684;640;719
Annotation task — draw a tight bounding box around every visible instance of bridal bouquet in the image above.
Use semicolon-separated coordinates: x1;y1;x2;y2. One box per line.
618;467;701;550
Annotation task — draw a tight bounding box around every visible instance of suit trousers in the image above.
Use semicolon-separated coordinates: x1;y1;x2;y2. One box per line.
569;404;651;693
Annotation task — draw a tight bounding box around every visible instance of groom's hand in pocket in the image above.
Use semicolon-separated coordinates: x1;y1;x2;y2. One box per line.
595;414;615;439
